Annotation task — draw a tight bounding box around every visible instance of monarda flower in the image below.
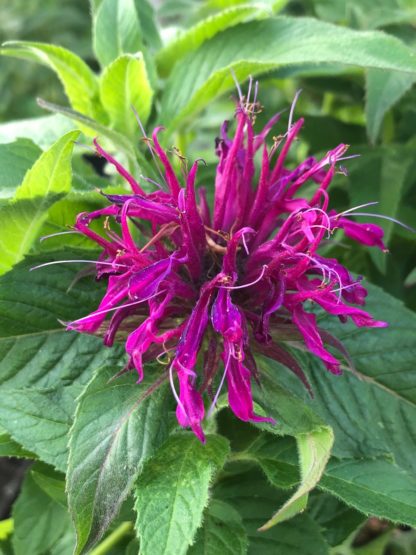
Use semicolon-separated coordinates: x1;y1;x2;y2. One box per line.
57;87;390;441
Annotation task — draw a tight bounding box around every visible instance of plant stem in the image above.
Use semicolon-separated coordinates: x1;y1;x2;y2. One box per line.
89;522;133;555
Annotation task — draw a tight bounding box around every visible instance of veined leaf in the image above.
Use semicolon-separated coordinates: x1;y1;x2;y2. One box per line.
93;0;144;68
0;252;124;468
0;42;102;121
68;366;172;555
134;433;230;555
259;426;334;530
0;131;79;274
0;428;35;459
161;16;416;129
156;3;282;77
320;458;416;527
100;53;154;136
12;473;71;555
366;69;416;143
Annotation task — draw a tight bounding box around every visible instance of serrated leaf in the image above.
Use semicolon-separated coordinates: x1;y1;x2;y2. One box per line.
0;42;101;121
0;252;124;468
259;426;333;530
188;499;248;555
0;429;35;459
134;433;230;555
0;131;79;274
100;54;154;136
272;283;416;476
156;3;279;77
12;472;71;555
68;366;172;555
92;0;144;68
366;69;416;143
320;458;416;527
161;16;416;129
0;139;42;199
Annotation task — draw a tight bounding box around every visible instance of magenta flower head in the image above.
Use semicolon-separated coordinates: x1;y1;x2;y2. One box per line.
65;85;388;442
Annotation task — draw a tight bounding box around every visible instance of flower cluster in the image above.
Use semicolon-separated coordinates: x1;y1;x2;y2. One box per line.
65;90;387;441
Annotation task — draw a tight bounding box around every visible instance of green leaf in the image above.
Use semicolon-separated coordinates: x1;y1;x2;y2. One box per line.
0;115;76;150
134;433;230;555
188;499;248;555
37;98;153;177
275;283;416;477
0;130;79;274
215;469;330;555
309;492;365;547
68;366;172;555
92;0;145;68
0;429;35;459
156;3;280;77
12;472;72;555
31;462;67;506
405;267;416;287
0;387;74;472
259;426;334;530
0;520;13;542
0;139;42;199
161;16;416;128
100;54;154;137
253;363;325;437
366;69;416;143
320;458;416;527
0;251;124;468
0;42;101;120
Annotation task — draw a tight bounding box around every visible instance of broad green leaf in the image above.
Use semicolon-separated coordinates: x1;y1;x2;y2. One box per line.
0;115;76;149
215;469;330;555
0;139;42;199
134;433;230;555
246;434;416;528
259;426;334;530
0;386;74;471
366;69;416;143
12;473;71;555
156;3;279;77
161;17;416;128
0;131;79;274
320;458;416;527
275;284;416;475
100;54;154;137
0;252;125;468
92;0;144;68
68;366;172;555
188;499;248;555
0;42;102;120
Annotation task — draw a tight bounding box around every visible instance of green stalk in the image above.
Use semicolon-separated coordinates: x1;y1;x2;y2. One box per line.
89;522;133;555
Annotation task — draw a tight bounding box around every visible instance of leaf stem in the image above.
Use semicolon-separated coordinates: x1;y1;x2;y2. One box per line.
89;522;133;555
